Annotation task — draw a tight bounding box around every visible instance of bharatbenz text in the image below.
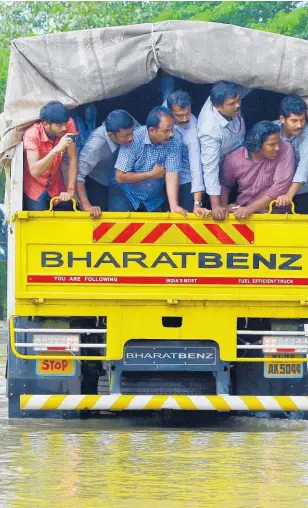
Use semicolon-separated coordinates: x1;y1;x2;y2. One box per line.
41;251;303;270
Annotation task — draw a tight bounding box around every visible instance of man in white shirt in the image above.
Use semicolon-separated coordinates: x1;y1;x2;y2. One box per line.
274;95;308;213
198;81;246;220
166;90;208;216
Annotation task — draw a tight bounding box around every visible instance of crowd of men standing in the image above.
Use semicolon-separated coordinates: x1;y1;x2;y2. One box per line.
22;81;308;220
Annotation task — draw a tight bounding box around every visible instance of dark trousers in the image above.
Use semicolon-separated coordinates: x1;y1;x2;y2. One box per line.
163;182;195;212
294;193;308;214
23;194;73;211
108;185;163;212
85;176;109;211
179;182;194;212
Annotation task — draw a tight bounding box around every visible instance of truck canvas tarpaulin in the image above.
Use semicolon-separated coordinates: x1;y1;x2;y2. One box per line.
2;20;308;157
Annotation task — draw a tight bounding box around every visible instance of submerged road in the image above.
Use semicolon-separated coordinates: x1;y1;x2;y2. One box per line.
0;333;308;507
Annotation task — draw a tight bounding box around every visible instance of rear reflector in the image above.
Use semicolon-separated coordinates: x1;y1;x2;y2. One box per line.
33;334;80;352
262;335;308;353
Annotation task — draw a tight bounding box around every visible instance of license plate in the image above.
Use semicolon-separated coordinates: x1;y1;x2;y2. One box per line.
36;358;76;376
264;354;303;379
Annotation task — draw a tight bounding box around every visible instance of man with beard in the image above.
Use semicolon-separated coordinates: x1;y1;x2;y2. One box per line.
111;106;187;215
198;81;245;220
23;101;78;211
274;95;308;213
220;121;295;220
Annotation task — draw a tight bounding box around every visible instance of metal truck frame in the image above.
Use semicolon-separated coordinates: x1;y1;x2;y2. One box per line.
3;20;308;418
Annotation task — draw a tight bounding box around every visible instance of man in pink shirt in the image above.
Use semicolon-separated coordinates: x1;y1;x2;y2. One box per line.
23;101;78;210
220;121;295;220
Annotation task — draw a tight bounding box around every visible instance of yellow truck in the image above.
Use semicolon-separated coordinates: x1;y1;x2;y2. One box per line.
2;21;308;418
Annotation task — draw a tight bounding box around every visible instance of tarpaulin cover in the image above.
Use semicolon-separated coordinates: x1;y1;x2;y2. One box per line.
2;20;308;159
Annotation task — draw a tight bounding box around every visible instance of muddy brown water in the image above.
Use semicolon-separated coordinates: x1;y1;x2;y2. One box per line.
0;337;308;507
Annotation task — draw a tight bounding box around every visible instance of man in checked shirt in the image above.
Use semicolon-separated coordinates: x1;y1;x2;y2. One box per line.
220;121;295;220
110;106;187;215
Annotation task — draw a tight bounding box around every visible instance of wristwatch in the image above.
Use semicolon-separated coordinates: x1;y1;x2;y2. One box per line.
194;201;203;207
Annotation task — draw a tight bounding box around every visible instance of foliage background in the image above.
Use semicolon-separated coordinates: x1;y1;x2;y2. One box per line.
0;0;307;317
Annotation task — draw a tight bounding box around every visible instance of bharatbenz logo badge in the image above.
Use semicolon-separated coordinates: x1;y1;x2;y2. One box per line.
124;346;216;365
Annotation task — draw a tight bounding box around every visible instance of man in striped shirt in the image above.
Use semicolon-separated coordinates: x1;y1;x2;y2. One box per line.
165;90;208;216
198;81;245;221
220;121;295;220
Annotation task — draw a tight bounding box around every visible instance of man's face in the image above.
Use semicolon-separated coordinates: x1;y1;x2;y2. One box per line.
216;94;241;118
109;127;134;147
260;133;281;160
280;112;306;138
149;115;174;144
171;104;192;128
43;122;67;139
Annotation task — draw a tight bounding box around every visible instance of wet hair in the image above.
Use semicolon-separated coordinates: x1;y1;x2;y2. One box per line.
146;106;173;129
244;121;280;153
279;95;307;119
105;109;134;133
40;101;70;124
210;81;241;106
167;90;191;111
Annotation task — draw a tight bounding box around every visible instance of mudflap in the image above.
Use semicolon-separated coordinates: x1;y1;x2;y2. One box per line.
235;350;308;419
7;319;82;419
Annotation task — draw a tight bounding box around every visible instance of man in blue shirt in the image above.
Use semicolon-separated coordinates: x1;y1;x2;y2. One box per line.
110;106;187;215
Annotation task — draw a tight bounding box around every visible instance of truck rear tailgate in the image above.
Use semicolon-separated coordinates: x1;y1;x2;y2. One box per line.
15;210;308;303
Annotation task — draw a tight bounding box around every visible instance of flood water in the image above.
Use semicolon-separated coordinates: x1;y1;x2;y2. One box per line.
1;338;308;507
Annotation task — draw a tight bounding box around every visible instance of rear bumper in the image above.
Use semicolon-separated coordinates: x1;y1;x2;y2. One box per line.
20;394;308;411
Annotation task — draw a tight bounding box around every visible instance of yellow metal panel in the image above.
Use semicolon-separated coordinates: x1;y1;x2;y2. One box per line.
92;219;254;245
15;214;308;305
13;212;308;368
255;223;308;247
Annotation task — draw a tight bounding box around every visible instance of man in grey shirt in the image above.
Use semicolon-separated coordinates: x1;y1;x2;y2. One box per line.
77;109;137;218
198;81;246;220
274;95;308;214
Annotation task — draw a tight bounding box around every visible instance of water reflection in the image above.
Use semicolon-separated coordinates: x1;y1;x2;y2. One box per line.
0;342;308;507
